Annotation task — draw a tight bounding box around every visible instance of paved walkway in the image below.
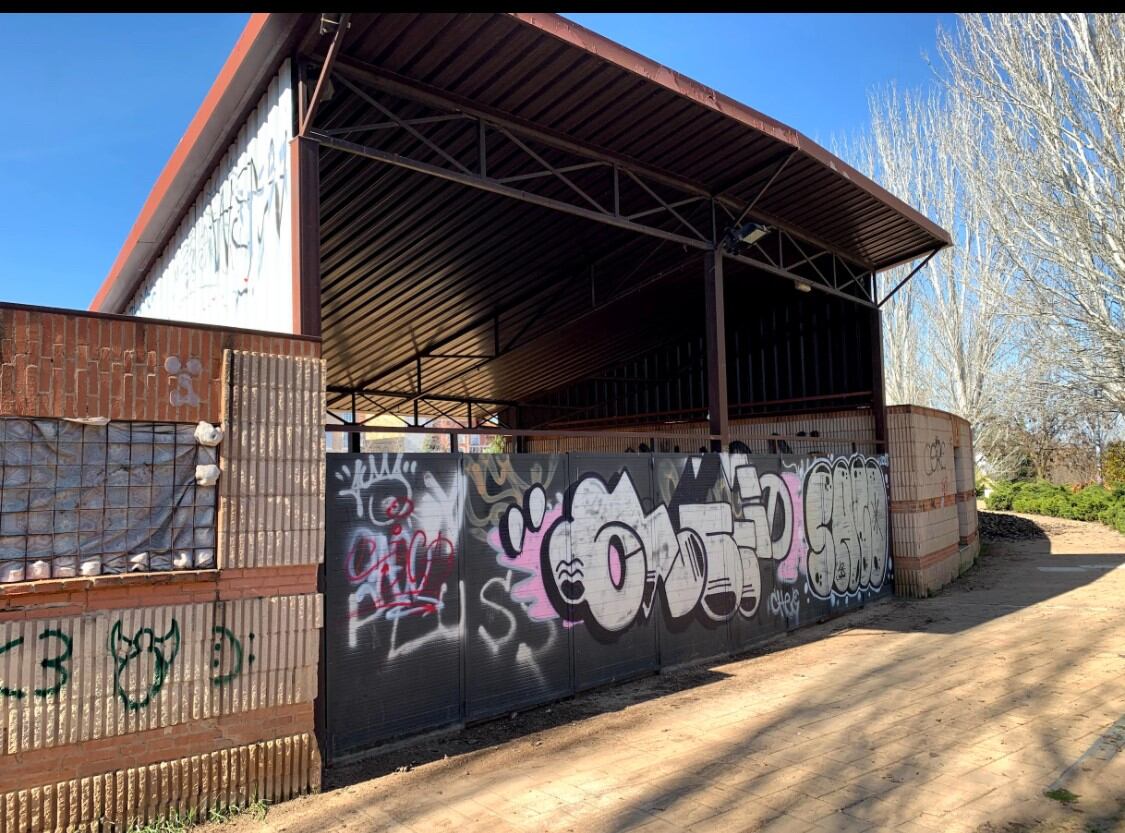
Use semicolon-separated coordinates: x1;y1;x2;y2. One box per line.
245;513;1125;833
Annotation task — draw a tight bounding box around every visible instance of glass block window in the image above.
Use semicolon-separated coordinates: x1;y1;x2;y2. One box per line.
0;418;217;581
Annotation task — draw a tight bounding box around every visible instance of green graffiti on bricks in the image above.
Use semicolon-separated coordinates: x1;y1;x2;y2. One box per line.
34;629;72;697
109;619;180;711
0;636;26;699
211;626;255;686
0;630;73;699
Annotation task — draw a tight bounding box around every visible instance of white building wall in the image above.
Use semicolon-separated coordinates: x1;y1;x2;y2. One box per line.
128;60;294;332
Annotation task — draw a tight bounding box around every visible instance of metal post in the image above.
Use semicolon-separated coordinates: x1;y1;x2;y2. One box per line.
870;304;888;454
290;136;321;337
704;250;729;452
349;392;360;453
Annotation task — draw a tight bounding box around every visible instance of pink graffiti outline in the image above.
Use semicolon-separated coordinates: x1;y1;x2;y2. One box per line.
487;503;575;625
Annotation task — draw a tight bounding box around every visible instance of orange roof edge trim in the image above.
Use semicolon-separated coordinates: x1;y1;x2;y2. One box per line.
89;13;273;313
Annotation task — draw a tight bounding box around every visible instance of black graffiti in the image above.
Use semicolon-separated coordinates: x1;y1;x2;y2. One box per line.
925;437;947;475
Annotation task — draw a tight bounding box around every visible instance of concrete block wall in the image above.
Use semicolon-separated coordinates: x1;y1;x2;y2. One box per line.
220;351;325;568
887;404;979;597
0;304;324;831
525;409;878;455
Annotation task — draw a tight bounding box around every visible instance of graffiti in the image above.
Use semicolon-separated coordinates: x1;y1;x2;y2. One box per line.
493;457;821;633
127;63;293;332
0;629;72;699
768;588;800;620
495;485;566;623
803;455;889;599
211;626;255;686
335;453;464;650
323;451;892;758
164;356;203;407
925;436;947;475
109;619;181;711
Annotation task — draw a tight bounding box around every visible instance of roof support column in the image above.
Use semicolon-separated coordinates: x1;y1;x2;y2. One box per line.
870;303;888;454
704;249;729;452
290;135;321;337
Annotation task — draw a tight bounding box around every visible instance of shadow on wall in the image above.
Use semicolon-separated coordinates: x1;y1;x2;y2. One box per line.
320;450;895;764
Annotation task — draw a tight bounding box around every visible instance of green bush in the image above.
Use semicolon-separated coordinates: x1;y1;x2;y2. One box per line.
985;478;1125;534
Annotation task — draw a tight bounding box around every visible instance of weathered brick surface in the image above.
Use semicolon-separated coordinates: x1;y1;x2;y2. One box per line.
0;304;319;424
219;351;325;568
888;405;979;597
531;410;879;455
0;595;321;756
0;305;326;829
0;565;317;621
0;731;319;833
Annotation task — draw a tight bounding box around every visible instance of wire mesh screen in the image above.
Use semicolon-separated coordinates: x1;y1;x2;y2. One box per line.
0;418;216;581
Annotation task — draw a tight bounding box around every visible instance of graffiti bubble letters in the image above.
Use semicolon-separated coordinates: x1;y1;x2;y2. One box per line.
109;619;180;711
496;485;566;623
164;356;203;408
0;629;72;699
497;466;802;634
803;455;888;599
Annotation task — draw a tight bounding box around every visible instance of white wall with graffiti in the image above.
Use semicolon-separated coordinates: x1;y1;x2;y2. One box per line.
127;61;294;332
322;450;892;760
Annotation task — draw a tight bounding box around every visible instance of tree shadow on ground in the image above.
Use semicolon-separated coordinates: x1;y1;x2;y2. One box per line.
298;512;1125;833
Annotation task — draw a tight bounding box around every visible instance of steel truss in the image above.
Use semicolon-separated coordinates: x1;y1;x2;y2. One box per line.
301;53;883;307
301;48;940;431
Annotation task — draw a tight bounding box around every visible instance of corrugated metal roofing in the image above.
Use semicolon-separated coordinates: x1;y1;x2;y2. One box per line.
92;13;949;423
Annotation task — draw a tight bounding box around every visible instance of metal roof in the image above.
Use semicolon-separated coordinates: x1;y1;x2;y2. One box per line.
90;13;950;423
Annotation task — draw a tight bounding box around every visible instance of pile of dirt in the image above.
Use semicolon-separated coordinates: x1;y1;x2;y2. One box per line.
979;510;1049;541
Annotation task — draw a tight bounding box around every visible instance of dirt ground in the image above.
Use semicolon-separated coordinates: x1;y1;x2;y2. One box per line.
226;511;1125;833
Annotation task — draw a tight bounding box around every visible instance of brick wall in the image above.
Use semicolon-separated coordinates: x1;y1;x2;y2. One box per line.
887;404;979;597
0;304;324;831
0;304;317;425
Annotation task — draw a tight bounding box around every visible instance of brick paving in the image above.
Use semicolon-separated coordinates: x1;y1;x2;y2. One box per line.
249;515;1125;833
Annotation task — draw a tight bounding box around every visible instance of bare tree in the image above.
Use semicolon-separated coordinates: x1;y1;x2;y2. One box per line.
939;13;1125;416
838;85;1018;456
837;128;932;407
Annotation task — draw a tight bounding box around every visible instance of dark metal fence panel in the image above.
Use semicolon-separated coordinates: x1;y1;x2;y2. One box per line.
778;452;894;632
323;453;464;760
321;450;893;764
650;454;738;666
463;454;573;720
565;454;661;691
726;453;805;649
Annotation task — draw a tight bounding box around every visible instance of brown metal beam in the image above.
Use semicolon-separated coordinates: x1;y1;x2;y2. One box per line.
326;54;886;271
290;136;321;336
299;13;350;136
325;424;722;441
310;133;712;252
704;250;729;451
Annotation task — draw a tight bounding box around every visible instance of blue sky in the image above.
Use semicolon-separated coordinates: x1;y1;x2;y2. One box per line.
0;13;952;311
